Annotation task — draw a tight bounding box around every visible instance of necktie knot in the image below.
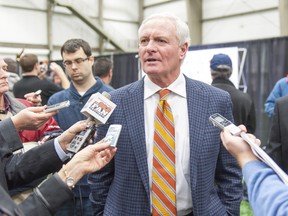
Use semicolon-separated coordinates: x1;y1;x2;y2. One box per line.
159;89;171;100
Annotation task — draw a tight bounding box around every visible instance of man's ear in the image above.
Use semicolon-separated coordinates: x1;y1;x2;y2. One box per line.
179;42;188;60
109;69;113;78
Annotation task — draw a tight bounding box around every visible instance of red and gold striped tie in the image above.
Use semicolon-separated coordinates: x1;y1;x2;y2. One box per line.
152;89;176;216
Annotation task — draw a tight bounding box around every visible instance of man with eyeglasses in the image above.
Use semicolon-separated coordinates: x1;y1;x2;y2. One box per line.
47;38;113;216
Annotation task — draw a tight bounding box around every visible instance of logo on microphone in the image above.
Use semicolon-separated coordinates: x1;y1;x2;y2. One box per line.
88;99;112;118
81;92;116;124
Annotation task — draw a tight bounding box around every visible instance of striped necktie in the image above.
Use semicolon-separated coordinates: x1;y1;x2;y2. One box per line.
152;89;176;216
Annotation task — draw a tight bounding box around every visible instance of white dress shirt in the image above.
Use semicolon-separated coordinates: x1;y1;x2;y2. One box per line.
144;73;193;215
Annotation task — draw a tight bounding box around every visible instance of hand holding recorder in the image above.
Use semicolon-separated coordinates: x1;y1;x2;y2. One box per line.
210;113;288;184
24;90;42;106
66;92;121;156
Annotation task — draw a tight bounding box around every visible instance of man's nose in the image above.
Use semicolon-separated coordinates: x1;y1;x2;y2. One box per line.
146;40;157;52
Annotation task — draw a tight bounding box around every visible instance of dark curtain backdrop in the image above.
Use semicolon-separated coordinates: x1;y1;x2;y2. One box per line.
56;36;288;145
98;53;139;89
188;36;288;145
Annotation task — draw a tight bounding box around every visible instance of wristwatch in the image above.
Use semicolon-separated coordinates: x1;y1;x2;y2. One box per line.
66;176;75;189
62;165;75;189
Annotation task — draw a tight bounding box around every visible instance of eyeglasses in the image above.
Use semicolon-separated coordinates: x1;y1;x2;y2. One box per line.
62;57;89;68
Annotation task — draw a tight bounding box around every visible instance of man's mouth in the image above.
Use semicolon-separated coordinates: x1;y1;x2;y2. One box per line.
145;58;158;62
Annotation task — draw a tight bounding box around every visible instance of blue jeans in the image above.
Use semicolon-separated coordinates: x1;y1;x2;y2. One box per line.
55;197;93;216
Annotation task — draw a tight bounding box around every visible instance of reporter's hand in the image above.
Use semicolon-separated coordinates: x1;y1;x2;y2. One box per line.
220;125;260;167
58;141;117;187
11;106;56;131
57;121;88;151
24;91;42;106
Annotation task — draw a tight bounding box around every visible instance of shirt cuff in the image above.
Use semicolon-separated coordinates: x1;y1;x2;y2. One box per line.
54;136;69;162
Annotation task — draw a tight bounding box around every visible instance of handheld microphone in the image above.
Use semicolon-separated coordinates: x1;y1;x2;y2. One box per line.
66;91;117;156
81;91;115;125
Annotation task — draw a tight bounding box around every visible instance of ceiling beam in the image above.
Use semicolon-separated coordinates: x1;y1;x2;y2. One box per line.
50;0;127;52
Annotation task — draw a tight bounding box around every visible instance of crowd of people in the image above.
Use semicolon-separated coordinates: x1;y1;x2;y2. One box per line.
0;12;287;216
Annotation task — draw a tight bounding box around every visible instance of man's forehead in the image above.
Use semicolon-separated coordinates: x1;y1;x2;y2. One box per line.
63;48;85;59
139;20;176;37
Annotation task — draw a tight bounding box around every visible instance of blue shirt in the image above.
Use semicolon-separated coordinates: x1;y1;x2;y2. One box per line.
243;160;288;216
264;77;288;117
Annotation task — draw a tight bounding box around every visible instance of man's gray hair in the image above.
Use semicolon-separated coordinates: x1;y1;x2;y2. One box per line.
138;12;191;46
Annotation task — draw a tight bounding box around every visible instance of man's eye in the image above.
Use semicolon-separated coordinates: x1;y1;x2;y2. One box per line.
75;59;83;64
140;39;149;46
65;61;72;65
156;39;167;45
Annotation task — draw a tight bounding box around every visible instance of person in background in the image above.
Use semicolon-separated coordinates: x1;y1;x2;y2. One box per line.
13;54;70;105
210;53;256;134
210;53;256;201
0;112;116;216
264;74;288;118
220;125;288;216
0;57;61;143
89;13;242;216
265;95;288;174
48;38;113;216
3;57;20;97
92;57;114;90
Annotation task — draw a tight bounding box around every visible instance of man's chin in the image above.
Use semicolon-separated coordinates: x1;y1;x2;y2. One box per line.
143;70;160;76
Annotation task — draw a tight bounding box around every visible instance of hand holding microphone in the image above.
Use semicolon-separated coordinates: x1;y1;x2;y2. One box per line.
66;92;117;156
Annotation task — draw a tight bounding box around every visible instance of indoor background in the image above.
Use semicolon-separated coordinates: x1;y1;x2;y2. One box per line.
0;0;288;145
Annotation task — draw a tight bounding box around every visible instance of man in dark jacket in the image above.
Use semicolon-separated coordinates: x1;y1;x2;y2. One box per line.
265;95;288;174
210;53;256;133
210;53;256;202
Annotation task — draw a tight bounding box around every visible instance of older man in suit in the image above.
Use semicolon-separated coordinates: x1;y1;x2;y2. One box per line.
89;13;242;216
266;95;288;173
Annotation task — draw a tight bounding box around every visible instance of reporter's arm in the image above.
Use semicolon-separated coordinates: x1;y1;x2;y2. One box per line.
220;126;288;215
17;142;116;216
0;118;23;152
243;160;288;216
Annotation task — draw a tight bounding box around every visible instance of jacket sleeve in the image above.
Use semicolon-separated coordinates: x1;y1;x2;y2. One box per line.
243;160;288;216
88;124;114;215
265;100;283;167
0;118;23;152
18;174;73;216
246;101;256;134
4;140;63;190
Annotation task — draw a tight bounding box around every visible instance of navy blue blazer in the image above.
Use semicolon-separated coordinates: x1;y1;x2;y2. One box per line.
89;76;242;216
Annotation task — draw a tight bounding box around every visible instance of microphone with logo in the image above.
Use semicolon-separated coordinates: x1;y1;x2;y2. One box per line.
66;91;117;156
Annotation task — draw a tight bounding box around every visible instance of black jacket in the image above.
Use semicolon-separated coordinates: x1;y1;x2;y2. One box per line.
0;118;72;215
212;78;256;133
265;95;288;174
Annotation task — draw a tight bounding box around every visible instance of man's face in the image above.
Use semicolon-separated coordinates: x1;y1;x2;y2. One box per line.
0;59;10;94
138;18;188;81
62;47;94;84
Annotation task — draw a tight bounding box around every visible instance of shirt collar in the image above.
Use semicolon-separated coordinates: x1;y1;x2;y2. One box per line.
144;73;186;99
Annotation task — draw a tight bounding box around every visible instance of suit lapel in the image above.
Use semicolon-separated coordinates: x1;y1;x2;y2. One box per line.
122;80;150;196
